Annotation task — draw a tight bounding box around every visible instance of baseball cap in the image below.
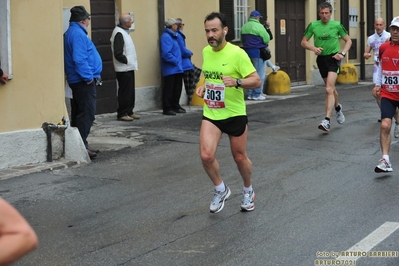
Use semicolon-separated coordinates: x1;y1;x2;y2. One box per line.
390;16;399;28
250;10;262;18
165;18;180;27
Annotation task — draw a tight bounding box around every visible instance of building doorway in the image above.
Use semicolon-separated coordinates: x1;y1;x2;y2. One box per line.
90;0;117;114
275;0;306;85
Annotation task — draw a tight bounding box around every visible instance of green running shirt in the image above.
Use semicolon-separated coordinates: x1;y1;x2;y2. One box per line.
303;20;348;55
202;42;255;120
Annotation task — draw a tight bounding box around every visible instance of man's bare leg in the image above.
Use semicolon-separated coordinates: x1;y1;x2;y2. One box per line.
199;120;223;186
229;126;252;187
324;72;339;118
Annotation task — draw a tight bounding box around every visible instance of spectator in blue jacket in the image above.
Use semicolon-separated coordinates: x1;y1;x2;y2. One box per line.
240;10;270;101
64;6;102;159
160;18;184;115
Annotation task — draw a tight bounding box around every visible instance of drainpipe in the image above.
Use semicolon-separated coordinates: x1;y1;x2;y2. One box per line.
42;117;69;162
158;0;165;38
158;0;165;93
359;0;365;81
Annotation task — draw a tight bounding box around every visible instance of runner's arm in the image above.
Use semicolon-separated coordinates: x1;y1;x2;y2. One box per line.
340;35;352;55
301;35;323;55
221;71;260;89
0;198;38;265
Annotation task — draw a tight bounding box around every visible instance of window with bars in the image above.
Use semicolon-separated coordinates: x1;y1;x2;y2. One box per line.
375;0;382;18
220;0;249;42
233;0;249;41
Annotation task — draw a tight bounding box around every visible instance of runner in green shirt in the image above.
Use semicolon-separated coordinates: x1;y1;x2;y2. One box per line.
301;1;352;132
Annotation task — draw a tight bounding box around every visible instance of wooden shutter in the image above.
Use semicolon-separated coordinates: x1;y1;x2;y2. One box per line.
340;0;349;33
255;0;267;25
366;0;375;36
387;0;393;27
219;0;235;41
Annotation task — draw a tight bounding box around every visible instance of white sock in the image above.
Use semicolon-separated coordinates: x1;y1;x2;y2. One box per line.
383;155;390;163
215;181;225;192
243;185;253;192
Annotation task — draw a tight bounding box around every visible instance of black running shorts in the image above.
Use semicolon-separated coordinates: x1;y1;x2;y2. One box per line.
381;97;399;120
202;115;248;137
316;54;341;79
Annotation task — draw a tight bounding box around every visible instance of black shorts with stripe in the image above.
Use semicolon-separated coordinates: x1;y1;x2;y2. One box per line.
316;54;341;78
202;115;248;137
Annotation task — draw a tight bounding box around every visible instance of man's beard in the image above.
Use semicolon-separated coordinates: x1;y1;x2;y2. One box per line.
208;37;223;47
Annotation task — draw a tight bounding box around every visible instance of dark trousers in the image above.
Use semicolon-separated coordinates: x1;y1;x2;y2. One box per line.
116;71;135;118
162;73;183;112
69;81;96;149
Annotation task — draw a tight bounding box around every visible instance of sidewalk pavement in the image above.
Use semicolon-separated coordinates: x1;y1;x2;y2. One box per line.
0;105;202;181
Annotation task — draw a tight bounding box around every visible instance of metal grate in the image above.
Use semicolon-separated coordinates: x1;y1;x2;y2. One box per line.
375;0;382;18
233;0;249;41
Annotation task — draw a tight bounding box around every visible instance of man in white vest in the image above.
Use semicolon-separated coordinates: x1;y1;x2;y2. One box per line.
110;13;140;121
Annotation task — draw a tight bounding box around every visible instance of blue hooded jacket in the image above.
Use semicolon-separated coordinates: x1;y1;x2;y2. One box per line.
64;22;102;84
160;28;183;77
240;18;270;58
177;30;194;71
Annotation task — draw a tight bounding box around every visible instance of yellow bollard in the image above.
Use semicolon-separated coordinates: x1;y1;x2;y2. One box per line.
264;70;291;95
337;63;358;84
191;77;205;106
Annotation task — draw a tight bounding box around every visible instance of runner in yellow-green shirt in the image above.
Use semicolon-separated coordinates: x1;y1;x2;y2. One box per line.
196;12;261;213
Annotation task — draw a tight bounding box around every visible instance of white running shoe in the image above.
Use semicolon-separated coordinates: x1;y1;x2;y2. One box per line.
247;96;252;100
210;186;231;213
374;158;393;173
252;95;266;101
241;190;256;211
318;119;330;132
336;104;345;124
272;66;280;73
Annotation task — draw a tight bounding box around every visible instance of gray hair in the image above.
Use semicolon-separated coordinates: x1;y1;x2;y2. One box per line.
318;2;332;13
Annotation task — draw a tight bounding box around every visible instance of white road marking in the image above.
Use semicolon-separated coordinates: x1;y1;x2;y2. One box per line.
336;222;399;261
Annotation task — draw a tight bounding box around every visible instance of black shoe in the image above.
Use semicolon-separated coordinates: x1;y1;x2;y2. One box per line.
88;148;100;153
87;149;97;159
163;110;176;116
174;108;186;113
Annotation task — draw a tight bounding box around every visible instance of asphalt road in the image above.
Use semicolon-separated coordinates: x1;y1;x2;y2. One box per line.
2;82;399;266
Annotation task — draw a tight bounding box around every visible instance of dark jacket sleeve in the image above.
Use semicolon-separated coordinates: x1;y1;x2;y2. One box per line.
113;32;128;64
266;28;273;41
0;68;3;77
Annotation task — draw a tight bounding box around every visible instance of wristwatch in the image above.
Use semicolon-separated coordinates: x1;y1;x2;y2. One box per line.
236;79;242;89
339;52;346;57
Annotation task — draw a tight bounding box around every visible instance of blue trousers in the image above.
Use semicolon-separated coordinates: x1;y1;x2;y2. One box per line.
247;58;266;98
70;81;96;149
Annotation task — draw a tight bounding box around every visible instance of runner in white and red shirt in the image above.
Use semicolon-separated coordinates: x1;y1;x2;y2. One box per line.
374;16;399;173
365;18;399;129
